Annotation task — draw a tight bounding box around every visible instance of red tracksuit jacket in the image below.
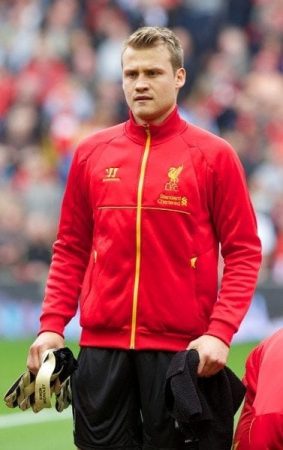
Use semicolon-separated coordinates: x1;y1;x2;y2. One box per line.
39;108;262;350
233;329;283;449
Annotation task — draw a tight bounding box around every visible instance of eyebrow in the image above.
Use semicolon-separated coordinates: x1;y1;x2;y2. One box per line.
123;66;165;73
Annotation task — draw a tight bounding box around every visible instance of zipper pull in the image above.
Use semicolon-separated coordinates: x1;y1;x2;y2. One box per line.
190;257;197;269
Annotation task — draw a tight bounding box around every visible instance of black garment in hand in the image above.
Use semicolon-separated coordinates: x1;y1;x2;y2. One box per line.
165;349;246;450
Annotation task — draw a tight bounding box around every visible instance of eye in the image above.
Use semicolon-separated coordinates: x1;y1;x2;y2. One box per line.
124;71;137;79
147;70;157;77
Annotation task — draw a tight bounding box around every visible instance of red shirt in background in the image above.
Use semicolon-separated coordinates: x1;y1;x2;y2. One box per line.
233;328;283;449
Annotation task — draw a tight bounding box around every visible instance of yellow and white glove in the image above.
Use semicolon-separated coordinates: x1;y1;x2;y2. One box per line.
4;347;78;413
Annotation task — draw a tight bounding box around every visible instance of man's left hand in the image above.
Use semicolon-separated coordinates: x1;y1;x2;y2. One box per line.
187;335;229;377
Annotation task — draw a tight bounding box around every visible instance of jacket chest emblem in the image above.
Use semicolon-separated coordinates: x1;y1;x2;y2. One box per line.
102;167;120;182
165;165;183;191
157;165;189;208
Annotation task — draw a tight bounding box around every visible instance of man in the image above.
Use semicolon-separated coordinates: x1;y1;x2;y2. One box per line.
27;26;261;449
233;328;283;449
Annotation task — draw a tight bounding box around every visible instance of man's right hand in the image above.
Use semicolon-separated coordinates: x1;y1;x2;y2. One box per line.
27;331;65;375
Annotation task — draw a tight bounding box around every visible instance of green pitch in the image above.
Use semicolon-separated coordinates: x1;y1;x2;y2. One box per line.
0;339;257;450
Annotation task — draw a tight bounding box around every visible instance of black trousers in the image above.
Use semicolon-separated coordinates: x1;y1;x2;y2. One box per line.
71;348;189;450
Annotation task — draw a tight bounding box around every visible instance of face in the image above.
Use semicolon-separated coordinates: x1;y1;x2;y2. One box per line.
122;44;186;125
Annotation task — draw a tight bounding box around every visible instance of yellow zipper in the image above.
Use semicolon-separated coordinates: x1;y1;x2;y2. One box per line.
130;128;151;349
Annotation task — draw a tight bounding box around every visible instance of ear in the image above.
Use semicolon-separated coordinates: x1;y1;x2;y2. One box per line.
175;68;186;89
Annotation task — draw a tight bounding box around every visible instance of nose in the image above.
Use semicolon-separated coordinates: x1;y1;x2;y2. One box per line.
135;75;149;91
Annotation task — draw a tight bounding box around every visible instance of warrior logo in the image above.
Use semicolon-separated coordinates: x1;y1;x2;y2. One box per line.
103;167;120;182
165;165;183;191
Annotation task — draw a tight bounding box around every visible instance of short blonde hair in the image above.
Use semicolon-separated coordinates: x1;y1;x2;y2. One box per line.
122;26;184;72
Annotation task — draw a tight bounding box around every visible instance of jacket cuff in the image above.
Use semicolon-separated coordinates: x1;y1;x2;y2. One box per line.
204;319;236;346
39;314;66;338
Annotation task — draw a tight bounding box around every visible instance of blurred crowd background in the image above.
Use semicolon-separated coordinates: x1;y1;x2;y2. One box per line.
1;0;283;292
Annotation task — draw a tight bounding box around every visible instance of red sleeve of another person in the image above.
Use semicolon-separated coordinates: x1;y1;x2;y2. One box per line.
233;329;283;449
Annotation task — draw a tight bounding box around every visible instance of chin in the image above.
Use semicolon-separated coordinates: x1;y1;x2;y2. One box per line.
135;110;156;123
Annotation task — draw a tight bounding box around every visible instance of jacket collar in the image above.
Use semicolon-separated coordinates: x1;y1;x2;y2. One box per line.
124;107;187;144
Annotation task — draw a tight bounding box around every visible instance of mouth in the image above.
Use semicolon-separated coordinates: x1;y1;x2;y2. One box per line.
134;96;152;101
